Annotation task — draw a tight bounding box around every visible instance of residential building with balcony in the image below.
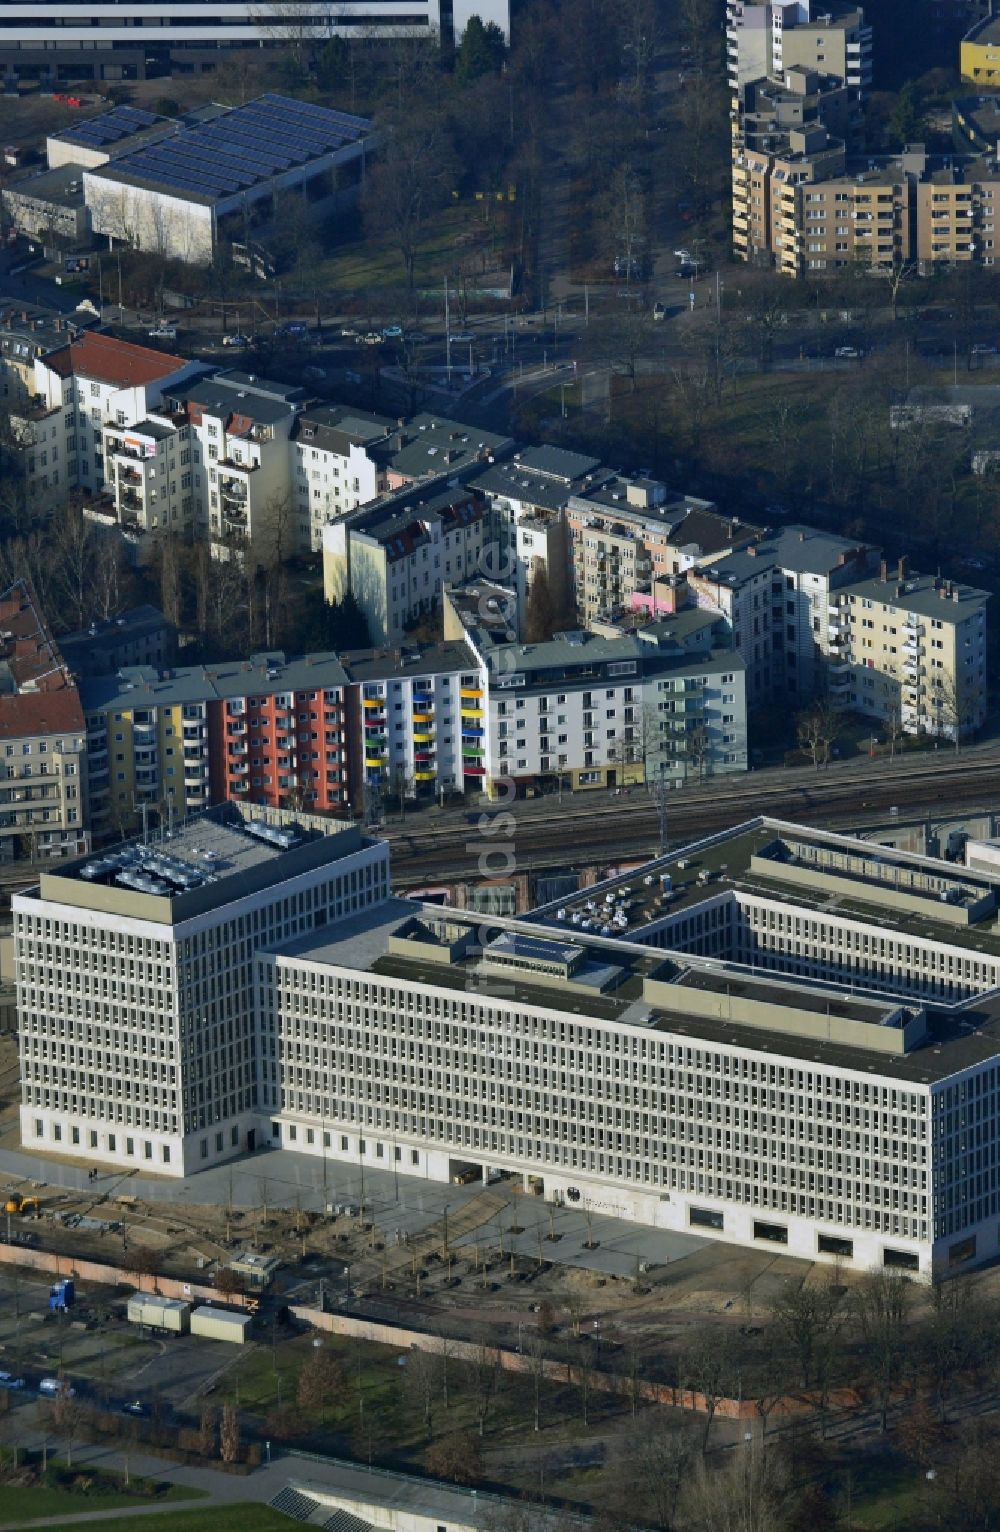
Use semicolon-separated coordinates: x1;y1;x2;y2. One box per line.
734;113;1000;274
689;525;879;701
290;404;395;552
323;481;490;646
0;580;87;864
727;0;872;97
81;650;353;838
451;608;747;797
565;479;760;628
342;641;483;807
470;445;607;632
163;371;305;560
32;330;203;501
827;562;989;738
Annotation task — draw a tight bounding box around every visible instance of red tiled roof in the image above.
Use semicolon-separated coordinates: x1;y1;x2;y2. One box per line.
0;579;84;742
0;688;84;742
43;331;188;388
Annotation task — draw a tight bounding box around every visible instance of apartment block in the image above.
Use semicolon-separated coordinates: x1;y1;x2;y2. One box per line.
471;445;605;630
81;651;353;838
59;605;177;680
323;482;490;646
0;301;96;408
0;580;87;864
565;479;760;628
961;14;1000;84
35;331;203;499
447;593;747;795
689;524;879;701
342;641;484;806
291;404;395;553
15;804;389;1176
828;563;989;738
727;0;872;97
734;109;1000;274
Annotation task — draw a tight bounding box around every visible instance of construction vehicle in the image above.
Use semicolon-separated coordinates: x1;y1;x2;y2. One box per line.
4;1194;40;1216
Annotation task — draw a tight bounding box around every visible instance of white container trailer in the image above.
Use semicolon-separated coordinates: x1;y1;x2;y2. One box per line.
127;1294;191;1333
189;1306;252;1344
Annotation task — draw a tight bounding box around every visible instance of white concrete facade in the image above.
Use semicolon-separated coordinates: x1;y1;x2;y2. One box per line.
16;810;390;1176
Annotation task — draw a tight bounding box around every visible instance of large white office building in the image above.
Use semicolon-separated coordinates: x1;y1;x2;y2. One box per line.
16;804;388;1174
0;0;509;82
18;808;1000;1279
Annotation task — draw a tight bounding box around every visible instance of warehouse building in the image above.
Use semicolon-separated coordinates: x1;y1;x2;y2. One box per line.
84;94;374;265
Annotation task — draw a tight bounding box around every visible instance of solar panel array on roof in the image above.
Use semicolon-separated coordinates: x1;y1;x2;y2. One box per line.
57;105;162;149
103;93;371;202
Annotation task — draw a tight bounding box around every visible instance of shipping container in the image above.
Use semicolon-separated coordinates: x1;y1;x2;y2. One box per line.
127;1294;190;1333
190;1306;252;1344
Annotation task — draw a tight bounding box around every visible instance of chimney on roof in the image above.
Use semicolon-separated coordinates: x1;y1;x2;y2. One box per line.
897;555;909;581
799;529;806;541
747;544;757;557
880;558;888;583
952;585;960;601
896;582;905;597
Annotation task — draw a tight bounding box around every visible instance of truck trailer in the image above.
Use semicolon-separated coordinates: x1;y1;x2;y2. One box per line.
189;1306;252;1344
126;1294;190;1333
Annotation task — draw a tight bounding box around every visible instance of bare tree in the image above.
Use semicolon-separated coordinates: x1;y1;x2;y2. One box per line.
197;1404;216;1459
466;1344;502;1438
219;1399;241;1463
425;1430;482;1485
297;1345;343;1414
683;1326;736;1455
771;1278;843;1390
853;1267;911;1433
364;110;459;299
796;701;842;768
406;1345;439;1440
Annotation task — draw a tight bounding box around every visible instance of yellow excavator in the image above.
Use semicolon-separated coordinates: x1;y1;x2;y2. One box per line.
4;1194;40;1216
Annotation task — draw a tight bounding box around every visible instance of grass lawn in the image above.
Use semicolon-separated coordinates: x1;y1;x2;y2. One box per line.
1;1467;200;1522
316;204;496;297
26;1505;291;1532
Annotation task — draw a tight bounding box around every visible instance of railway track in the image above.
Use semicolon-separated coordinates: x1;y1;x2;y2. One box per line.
386;752;1000;883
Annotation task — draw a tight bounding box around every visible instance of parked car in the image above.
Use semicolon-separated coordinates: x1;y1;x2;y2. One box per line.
222;333;249;348
121;1399;148;1417
302;364;326;381
38;1377;75;1398
357;331;382;346
449;330;476;343
612;256;641;280
381;324;403;339
652;301;667;321
674;247;693;262
834;346;859;358
0;1371;25;1390
148;325;177;341
279;321;308;337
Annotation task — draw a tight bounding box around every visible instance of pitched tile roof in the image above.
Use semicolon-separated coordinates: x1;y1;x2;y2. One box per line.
43;331;188;388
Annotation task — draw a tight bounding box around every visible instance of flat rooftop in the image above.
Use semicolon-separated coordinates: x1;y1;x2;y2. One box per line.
86;94;372;205
536;818;1000;957
28;804;364;924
